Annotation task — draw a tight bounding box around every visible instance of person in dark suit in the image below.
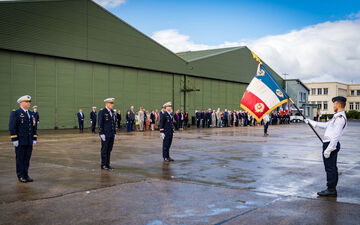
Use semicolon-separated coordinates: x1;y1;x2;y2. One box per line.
129;106;135;131
90;106;97;134
98;98;116;170
160;102;175;162
195;110;201;128
77;109;84;133
32;105;39;128
9;95;38;183
116;110;122;130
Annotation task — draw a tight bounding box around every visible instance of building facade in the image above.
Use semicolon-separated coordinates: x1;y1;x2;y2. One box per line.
305;82;360;115
0;0;284;130
285;79;316;118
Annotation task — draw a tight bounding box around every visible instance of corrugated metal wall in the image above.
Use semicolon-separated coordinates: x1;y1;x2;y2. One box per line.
2;49;247;130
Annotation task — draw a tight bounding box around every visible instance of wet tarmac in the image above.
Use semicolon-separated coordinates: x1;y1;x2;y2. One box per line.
1;122;360;224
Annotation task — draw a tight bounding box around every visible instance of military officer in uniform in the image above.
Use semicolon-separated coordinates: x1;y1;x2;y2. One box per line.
90;106;97;134
305;96;347;197
77;108;84;133
160;102;175;162
32;105;39;127
98;98;116;170
9;95;38;183
263;113;270;136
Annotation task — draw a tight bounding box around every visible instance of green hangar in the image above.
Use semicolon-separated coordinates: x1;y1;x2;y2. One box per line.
0;0;284;130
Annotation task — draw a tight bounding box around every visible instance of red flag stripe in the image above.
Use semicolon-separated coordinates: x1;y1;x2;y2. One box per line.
240;90;270;121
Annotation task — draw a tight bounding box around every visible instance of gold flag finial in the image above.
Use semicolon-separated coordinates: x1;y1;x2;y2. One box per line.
251;51;262;64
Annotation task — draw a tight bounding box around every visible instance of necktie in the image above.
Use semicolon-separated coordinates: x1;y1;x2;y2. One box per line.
25;110;30;119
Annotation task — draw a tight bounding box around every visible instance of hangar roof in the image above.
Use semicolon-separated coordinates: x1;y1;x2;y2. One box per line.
0;0;283;85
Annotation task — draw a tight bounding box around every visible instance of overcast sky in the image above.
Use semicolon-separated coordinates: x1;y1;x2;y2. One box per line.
94;0;360;84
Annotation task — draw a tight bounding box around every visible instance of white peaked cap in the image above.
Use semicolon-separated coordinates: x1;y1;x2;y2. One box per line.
17;95;31;103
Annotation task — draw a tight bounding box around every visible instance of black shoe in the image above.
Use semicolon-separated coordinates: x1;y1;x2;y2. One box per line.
317;189;337;197
18;177;27;183
25;176;34;182
101;165;109;170
168;157;175;162
107;166;114;170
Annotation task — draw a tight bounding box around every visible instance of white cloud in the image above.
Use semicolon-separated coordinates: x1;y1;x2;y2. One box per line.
93;0;126;8
151;18;360;83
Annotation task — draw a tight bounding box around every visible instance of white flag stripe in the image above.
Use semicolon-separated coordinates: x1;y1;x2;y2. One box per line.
247;78;280;108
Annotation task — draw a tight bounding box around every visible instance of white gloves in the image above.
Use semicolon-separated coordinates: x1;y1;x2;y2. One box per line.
114;134;116;140
33;141;37;145
90;121;92;124
160;133;165;140
100;134;106;141
304;119;317;127
12;141;19;147
324;146;336;158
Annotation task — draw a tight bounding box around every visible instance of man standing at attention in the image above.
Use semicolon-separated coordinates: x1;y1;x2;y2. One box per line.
98;98;116;170
9;95;38;183
77;108;84;133
160;102;175;162
90;106;97;134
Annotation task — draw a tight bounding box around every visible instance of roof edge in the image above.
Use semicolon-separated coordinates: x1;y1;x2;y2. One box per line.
177;46;246;62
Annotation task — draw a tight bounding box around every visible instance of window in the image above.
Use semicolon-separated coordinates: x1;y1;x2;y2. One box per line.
300;92;303;101
351;90;355;96
324;88;328;95
349;102;354;110
357;90;360;96
317;88;322;95
303;93;306;101
311;88;316;95
323;101;328;110
317;101;322;109
356;102;360;110
311;101;315;104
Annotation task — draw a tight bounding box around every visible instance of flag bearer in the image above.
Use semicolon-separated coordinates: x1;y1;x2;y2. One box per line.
305;96;347;197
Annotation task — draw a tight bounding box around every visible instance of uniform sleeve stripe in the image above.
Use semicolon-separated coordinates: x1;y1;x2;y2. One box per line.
33;135;38;137
10;135;18;138
160;129;164;131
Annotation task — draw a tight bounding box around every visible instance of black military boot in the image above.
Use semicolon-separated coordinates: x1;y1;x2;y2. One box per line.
317;188;337;197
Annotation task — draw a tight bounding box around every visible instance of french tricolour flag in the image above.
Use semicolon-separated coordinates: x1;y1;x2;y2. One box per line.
240;63;289;122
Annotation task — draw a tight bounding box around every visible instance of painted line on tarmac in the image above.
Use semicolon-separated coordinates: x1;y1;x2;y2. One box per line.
213;197;283;225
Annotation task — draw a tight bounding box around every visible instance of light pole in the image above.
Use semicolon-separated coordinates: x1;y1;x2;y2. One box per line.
282;73;289;92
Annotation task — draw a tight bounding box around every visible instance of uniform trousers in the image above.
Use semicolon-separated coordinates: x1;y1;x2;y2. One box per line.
101;137;114;167
162;134;173;159
15;145;32;179
323;141;340;189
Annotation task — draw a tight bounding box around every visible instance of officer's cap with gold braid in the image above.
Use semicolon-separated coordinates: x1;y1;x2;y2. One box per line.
17;95;31;103
163;101;172;108
104;98;115;103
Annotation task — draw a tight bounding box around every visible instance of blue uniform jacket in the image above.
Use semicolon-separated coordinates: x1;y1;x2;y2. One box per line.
159;111;174;135
9;108;38;145
77;112;84;122
98;108;116;137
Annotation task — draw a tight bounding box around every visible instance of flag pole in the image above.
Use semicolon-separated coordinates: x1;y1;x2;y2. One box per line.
289;98;324;144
